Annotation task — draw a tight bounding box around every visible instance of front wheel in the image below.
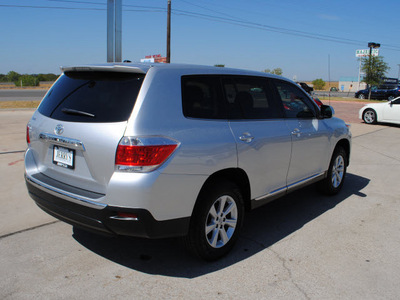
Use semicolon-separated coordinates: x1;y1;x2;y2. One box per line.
358;94;366;99
363;108;377;124
318;146;347;195
184;181;244;261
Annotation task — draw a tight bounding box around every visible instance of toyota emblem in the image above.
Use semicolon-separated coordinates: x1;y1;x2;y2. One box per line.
54;124;64;135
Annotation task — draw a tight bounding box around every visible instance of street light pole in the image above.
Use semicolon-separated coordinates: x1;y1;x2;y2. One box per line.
366;42;380;99
107;0;122;62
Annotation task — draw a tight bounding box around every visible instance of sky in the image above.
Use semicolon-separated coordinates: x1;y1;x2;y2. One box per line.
1;0;400;81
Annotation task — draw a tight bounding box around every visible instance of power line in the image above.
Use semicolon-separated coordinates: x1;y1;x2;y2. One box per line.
0;3;164;12
0;4;104;11
177;0;248;22
2;2;400;51
48;0;166;10
47;0;105;5
171;8;400;51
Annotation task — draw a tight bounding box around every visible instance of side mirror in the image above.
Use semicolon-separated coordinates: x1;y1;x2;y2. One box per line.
320;105;334;118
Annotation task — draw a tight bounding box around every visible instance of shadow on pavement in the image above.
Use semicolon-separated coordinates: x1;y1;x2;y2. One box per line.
73;172;369;278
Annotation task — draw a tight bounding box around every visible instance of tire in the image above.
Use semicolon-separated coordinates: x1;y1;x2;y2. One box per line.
388;95;394;101
184;180;244;261
318;146;347;195
362;108;377;124
358;94;366;99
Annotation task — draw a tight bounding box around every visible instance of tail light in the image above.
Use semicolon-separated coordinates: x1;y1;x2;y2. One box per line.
26;125;32;145
115;136;179;172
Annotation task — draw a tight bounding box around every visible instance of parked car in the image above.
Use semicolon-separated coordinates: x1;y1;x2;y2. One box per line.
25;63;351;260
330;87;339;92
359;96;400;125
355;85;400;100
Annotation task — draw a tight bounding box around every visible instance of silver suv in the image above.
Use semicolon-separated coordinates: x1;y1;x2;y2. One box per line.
25;63;351;260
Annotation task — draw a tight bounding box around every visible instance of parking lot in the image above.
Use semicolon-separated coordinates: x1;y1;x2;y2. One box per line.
1;102;400;299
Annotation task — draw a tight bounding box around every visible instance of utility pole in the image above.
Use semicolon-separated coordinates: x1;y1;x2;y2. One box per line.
166;0;171;63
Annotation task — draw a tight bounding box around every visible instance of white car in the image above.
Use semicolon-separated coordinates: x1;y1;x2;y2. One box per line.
359;97;400;125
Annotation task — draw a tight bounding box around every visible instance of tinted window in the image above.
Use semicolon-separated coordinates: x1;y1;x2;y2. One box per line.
38;71;145;122
222;77;282;119
273;80;316;119
182;76;227;119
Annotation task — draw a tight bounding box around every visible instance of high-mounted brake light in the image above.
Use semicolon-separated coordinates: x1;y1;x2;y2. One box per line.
115;136;179;172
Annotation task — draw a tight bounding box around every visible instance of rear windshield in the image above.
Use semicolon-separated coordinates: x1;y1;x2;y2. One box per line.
38;71;145;122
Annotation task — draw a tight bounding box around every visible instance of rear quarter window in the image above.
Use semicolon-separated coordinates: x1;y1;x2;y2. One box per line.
38;71;145;122
181;76;227;119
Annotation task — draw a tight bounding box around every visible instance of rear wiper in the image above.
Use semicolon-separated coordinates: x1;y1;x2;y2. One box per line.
61;108;95;118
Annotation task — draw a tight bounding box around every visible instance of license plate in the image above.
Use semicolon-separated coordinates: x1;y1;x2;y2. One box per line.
53;146;75;169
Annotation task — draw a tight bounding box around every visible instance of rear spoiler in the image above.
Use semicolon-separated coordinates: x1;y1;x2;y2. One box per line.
60;64;149;74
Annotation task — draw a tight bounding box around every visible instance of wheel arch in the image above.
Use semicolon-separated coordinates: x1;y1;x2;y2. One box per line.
194;168;251;212
335;138;351;166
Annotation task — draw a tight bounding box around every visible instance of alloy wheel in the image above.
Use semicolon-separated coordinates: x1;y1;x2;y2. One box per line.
205;195;238;248
331;155;345;188
363;110;375;123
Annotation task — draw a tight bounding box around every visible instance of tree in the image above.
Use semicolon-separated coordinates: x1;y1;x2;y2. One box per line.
263;68;283;76
361;56;390;99
272;68;282;76
14;75;40;87
312;78;325;90
7;71;20;82
37;73;59;81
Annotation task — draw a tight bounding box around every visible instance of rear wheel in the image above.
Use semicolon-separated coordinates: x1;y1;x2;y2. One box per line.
358;94;366;99
363;108;377;124
318;146;347;195
184;181;244;261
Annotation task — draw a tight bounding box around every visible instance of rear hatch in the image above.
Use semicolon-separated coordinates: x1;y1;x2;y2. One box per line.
27;68;146;194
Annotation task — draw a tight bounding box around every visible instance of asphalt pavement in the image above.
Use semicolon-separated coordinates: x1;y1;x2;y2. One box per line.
1;107;399;299
0;89;47;101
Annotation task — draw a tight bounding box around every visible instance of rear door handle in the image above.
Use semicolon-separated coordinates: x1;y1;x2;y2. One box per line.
239;132;254;143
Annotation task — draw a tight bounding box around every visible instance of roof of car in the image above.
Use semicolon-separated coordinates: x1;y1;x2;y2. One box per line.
60;62;285;79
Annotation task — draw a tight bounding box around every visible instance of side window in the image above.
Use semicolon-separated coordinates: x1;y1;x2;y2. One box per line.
222;77;282;119
181;76;227;119
273;80;316;119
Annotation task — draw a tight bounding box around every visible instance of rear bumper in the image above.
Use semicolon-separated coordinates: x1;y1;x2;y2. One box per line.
25;175;190;238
